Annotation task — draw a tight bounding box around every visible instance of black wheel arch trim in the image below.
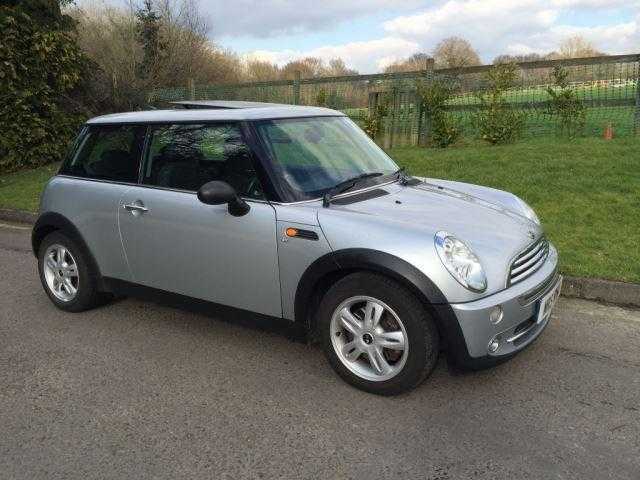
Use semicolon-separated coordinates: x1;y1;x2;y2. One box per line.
294;248;474;366
32;212;105;289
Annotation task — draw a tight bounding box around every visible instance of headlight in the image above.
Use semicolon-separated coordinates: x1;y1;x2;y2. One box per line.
434;231;487;292
514;196;540;225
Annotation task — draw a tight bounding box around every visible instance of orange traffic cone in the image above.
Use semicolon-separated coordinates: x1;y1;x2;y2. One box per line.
603;123;614;140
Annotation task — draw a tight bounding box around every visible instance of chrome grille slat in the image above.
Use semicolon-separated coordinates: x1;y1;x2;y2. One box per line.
512;240;545;267
511;252;548;283
511;243;548;275
509;236;549;285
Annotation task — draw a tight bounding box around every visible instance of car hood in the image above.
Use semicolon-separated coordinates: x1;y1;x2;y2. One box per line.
317;178;543;300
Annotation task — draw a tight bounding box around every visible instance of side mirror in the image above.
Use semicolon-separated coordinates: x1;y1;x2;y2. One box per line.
197;181;250;217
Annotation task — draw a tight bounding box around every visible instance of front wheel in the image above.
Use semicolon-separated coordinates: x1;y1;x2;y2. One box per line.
318;272;440;395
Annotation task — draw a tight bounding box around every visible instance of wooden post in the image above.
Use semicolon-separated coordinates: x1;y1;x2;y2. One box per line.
188;78;195;100
368;91;378;113
425;57;435;73
293;71;301;105
383;116;391;150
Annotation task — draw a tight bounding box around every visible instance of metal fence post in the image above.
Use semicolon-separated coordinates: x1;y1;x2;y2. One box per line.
417;94;428;147
388;86;398;149
293;71;301;105
635;55;640;135
188;78;195;100
417;61;435;146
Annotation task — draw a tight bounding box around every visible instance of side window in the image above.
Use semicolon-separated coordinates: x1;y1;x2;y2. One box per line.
60;125;145;183
142;123;264;199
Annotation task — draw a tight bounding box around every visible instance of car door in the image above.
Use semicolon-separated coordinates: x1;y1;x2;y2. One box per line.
56;124;146;280
118;122;282;317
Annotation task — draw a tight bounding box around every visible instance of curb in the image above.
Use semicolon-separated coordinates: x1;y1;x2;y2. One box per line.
561;276;640;309
1;208;638;308
0;208;37;225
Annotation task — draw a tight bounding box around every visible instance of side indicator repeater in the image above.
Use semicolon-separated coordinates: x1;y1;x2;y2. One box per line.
282;227;319;242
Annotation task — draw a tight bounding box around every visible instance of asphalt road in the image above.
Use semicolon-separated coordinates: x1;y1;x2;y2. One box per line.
0;223;638;480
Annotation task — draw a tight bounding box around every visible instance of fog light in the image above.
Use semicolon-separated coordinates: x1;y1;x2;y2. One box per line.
489;305;504;325
488;337;500;353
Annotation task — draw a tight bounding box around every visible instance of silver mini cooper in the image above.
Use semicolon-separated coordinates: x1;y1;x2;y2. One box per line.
33;101;561;395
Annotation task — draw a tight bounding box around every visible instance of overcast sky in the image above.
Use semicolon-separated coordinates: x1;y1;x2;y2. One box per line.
83;0;640;72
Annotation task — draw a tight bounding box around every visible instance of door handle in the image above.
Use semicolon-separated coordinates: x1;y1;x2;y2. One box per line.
123;203;149;213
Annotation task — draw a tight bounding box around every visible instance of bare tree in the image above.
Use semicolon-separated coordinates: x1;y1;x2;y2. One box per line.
326;58;358;76
152;0;243;86
493;53;545;64
550;35;605;59
71;0;245;111
71;3;144;110
280;57;326;79
384;53;432;73
243;59;280;82
433;37;481;69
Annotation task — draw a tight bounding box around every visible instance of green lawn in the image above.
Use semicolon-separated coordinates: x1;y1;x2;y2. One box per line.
1;137;639;283
0;163;59;213
447;82;637;105
390;137;640;283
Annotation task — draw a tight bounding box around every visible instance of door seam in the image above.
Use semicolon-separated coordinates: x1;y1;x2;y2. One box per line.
117;187;135;281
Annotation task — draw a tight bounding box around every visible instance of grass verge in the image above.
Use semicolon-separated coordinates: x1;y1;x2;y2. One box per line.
0;163;59;213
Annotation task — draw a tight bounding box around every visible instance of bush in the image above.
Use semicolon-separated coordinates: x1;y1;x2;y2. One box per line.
315;88;328;107
473;63;524;144
363;94;390;140
0;2;90;173
416;78;461;148
429;113;462;148
546;65;586;138
315;88;346;109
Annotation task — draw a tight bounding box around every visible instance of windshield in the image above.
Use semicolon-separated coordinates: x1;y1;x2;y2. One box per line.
254;116;399;201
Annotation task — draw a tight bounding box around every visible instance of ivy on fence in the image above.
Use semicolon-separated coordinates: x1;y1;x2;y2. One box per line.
416;78;461;148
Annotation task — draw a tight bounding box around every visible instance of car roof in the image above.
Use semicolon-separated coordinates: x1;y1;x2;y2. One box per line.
86;104;345;125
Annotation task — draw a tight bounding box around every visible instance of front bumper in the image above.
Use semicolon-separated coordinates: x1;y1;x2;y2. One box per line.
449;243;560;360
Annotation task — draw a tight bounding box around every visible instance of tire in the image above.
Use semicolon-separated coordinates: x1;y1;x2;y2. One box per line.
318;272;440;395
37;231;110;312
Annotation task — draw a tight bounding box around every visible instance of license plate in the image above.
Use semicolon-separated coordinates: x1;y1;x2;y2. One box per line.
537;276;562;324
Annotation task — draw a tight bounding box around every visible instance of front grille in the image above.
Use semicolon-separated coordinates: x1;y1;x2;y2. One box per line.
509;236;549;286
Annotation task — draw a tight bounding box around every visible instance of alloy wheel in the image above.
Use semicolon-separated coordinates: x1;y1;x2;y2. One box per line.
43;244;79;302
330;296;408;382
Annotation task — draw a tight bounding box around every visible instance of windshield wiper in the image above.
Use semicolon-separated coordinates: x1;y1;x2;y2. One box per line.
322;172;383;207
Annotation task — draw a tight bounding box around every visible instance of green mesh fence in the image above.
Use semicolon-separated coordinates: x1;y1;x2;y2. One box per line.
440;54;639;140
149;54;640;147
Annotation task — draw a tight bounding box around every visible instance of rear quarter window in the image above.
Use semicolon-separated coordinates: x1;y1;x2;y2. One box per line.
59;125;146;183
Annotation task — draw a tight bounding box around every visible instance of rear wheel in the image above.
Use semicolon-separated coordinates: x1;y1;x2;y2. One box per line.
38;231;110;312
318;272;439;395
